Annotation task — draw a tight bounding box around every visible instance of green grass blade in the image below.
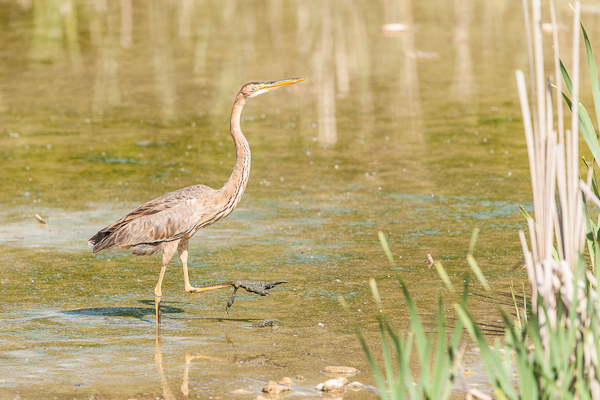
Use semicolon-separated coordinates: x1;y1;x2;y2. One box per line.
584;201;597;266
510;286;522;332
378;317;397;398
522;283;528;324
431;296;451;400
596;244;600;304
378;231;396;267
449;274;469;352
592;166;600;199
560;57;573;97
434;260;455;293
383;321;408;400
582;23;600;131
576;381;592;400
368;279;397;397
454;305;518;399
592;323;600;395
562;93;600;162
403;333;417;399
498;308;538;399
466;254;491;292
579;104;600;160
518;204;532;221
397;275;430;387
468;228;479;256
338;297;390;400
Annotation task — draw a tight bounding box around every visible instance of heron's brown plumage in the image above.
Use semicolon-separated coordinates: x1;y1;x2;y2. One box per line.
87;77;306;325
89;185;216;253
89;87;251;254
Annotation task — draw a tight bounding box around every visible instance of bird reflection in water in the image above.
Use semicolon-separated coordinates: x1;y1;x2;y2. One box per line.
154;334;285;399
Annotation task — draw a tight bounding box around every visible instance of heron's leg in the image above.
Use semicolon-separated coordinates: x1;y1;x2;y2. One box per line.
176;241;288;311
155;241;178;324
178;240;194;293
179;240;235;294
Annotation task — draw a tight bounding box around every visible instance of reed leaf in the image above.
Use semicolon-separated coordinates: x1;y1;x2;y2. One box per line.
560;62;600;162
468;227;479;256
581;23;600;131
378;230;396;267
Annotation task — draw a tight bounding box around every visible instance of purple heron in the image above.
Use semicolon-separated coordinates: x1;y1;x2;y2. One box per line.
88;78;306;324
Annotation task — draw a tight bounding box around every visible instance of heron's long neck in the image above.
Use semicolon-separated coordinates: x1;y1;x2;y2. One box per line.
220;95;251;210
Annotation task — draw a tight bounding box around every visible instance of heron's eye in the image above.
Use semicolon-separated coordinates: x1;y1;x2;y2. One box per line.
252;85;257;91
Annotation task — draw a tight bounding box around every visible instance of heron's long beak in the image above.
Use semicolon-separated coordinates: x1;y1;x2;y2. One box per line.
261;78;306;90
258;77;307;93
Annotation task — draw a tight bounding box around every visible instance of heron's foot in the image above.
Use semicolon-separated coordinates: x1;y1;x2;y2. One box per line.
231;280;289;296
226;280;289;314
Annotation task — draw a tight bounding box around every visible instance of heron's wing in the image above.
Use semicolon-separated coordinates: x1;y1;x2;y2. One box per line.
103;201;210;247
89;185;216;252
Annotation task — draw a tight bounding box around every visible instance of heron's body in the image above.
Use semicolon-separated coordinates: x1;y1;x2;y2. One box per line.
88;78;304;324
90;184;220;256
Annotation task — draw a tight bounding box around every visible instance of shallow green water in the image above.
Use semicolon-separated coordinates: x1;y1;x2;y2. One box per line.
1;0;595;398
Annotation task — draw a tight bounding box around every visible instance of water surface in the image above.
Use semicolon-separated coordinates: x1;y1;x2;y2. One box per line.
0;1;591;398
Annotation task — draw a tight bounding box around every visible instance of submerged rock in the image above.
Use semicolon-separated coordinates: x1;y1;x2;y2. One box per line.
322;365;359;377
316;378;347;392
262;380;293;394
278;377;294;386
347;381;363;390
227;388;252;395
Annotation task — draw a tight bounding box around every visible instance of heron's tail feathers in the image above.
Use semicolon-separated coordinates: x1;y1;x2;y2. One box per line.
88;230;115;254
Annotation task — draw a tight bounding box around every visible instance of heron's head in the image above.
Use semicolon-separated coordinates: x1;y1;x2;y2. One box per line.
239;77;307;100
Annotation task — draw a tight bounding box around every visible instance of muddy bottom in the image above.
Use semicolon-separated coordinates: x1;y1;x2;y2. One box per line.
0;192;525;399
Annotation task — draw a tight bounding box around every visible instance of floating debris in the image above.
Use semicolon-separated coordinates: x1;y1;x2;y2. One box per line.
322;365;359;377
35;214;47;225
466;388;493;400
380;23;410;36
427;254;435;268
541;23;569;34
262;380;293;394
347;381;363;390
404;50;439;59
227;388;252;395
582;4;600;13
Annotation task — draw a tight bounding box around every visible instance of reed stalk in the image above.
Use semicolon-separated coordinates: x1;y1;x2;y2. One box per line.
350;1;600;397
513;0;600;396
